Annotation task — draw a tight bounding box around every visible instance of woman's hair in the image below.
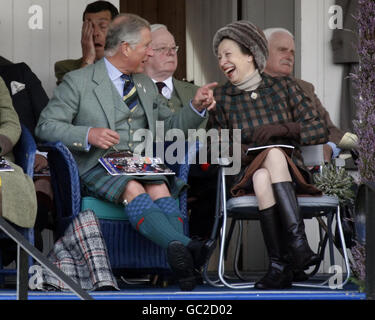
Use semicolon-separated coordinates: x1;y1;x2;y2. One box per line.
104;13;150;56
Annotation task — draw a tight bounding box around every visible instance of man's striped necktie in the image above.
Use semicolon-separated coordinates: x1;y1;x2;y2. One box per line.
121;74;138;110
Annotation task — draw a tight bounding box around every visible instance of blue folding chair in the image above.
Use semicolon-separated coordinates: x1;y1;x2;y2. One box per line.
0;124;36;284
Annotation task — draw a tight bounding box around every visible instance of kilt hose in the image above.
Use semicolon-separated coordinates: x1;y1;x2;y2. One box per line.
80;164;190;249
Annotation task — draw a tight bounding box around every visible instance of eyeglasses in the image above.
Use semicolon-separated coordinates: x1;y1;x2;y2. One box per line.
152;46;179;54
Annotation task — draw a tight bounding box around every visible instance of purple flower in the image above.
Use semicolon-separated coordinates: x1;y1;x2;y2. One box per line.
352;0;375;182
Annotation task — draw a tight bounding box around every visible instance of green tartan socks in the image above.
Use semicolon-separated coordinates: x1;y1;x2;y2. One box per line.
154;196;184;233
124;193;190;249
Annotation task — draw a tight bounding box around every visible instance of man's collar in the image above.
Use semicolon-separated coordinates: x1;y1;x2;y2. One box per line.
152;76;173;91
103;57;123;81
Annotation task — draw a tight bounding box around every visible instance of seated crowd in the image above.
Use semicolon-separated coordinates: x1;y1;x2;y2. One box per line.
0;1;356;292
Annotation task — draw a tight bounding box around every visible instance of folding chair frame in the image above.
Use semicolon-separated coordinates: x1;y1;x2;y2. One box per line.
203;160;351;290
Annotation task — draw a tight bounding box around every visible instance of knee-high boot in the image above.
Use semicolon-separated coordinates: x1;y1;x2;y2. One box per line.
272;182;320;270
255;205;293;290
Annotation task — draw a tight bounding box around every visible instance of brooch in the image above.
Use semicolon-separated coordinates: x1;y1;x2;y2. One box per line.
251;92;258;100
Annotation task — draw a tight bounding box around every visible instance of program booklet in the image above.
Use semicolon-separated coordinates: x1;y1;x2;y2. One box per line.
246;144;295;156
0;157;14;172
99;151;175;176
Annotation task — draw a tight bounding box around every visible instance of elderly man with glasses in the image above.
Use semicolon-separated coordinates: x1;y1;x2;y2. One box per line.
143;24;200;115
144;24;217;241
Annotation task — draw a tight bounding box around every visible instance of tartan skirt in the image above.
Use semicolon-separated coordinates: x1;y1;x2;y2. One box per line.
80;164;187;204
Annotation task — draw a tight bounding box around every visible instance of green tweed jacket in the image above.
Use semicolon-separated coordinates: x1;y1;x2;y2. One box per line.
209;74;328;170
168;78;207;129
0;77;37;228
36;58;206;176
167;78;198;112
54;58;83;85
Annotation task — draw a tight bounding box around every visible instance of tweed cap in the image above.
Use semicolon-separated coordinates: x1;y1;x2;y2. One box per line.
213;20;269;72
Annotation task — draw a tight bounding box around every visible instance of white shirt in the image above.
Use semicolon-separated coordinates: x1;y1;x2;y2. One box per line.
152;76;173;99
104;57;125;97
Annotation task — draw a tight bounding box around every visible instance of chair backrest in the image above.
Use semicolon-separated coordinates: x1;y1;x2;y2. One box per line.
13;124;36;177
39;142;82;236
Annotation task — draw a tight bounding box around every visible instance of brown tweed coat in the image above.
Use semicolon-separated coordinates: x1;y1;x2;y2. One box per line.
208;73;328;195
294;78;344;145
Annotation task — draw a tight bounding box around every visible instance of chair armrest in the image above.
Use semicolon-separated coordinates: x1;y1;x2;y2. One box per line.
39;141;81;235
300;144;325;166
14;124;36;177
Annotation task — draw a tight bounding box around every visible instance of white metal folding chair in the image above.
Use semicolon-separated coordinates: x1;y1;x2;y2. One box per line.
203;145;351;289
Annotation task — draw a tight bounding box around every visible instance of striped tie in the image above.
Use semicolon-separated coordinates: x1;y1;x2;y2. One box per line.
121;74;138;110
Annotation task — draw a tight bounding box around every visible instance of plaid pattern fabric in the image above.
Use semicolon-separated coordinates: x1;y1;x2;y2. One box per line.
40;210;119;291
80;163;186;203
208;74;328;169
121;74;138;110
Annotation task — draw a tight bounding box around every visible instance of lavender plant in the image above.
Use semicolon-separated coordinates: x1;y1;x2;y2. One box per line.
352;0;375;182
350;0;375;290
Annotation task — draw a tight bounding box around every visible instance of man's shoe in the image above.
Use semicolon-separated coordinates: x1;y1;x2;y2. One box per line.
187;238;217;272
167;241;196;291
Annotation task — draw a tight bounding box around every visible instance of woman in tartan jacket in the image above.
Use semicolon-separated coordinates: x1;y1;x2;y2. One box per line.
209;21;328;290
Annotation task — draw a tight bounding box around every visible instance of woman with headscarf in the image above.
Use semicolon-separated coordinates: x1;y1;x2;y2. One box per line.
209;21;328;289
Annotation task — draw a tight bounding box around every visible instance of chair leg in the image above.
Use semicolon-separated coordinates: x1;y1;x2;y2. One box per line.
327;213;336;266
293;206;351;289
203;166;255;289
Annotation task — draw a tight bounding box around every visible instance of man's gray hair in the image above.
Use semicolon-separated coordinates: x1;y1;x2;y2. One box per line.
263;27;294;42
105;13;150;56
150;23;168;33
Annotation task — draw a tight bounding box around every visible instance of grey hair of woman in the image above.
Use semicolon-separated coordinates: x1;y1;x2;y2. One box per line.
104;13;150;56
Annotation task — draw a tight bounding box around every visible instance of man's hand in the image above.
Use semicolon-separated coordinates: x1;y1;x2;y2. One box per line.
191;82;218;112
34;154;49;172
81;20;96;66
88;128;120;150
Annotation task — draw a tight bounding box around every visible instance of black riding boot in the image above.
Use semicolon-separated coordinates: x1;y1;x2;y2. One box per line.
272;182;320;270
255;206;293;290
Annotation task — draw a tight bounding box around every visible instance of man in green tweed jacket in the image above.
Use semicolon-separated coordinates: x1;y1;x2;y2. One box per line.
143;24;215;238
36;14;217;291
0;76;37;229
143;24;200;116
